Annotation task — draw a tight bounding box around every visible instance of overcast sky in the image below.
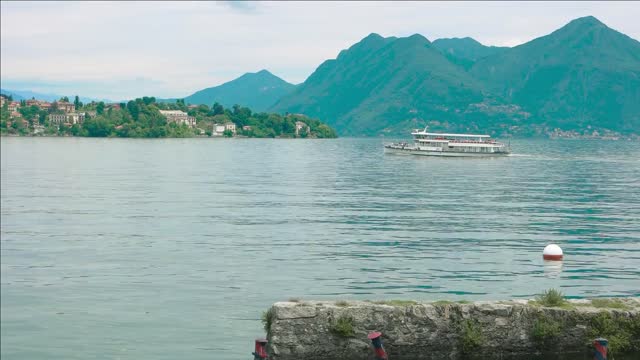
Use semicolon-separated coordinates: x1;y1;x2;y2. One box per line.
1;1;638;100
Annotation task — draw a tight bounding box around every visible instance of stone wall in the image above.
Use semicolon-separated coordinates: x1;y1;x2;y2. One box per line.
265;298;640;360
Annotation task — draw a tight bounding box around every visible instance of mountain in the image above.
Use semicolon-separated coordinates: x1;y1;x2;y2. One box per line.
273;16;640;136
0;88;25;100
271;33;524;136
179;70;296;112
432;37;507;69
470;16;640;133
0;88;111;103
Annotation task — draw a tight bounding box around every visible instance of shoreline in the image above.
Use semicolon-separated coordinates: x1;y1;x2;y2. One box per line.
2;133;639;141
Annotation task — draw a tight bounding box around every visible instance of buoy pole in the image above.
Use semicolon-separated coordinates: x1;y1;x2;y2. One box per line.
593;338;608;360
368;331;388;360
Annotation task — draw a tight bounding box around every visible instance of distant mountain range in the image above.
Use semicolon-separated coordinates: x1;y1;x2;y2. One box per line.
469;16;640;135
271;16;640;136
5;16;638;136
0;88;112;103
159;70;296;112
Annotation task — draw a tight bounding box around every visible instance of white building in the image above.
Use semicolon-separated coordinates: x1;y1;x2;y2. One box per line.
67;112;85;124
212;123;226;136
48;113;67;125
48;112;85;125
159;110;196;127
224;122;236;133
295;121;310;136
211;122;236;136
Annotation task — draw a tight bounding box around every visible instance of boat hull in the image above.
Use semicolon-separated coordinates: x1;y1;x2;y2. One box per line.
384;146;509;157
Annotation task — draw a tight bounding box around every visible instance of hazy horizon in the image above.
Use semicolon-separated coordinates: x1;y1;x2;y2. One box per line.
1;1;639;100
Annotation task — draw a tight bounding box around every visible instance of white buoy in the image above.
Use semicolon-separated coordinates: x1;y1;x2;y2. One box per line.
543;244;563;261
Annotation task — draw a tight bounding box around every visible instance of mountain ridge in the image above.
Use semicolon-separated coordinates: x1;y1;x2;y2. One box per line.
0;88;112;103
272;15;640;136
470;15;640;133
178;70;296;112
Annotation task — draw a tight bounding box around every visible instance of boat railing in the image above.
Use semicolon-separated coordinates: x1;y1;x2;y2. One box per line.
419;138;503;145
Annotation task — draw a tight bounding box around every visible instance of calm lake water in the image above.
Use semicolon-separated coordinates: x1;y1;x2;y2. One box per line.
1;137;639;359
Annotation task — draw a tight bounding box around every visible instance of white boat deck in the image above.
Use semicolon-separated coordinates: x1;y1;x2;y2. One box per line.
385;127;510;156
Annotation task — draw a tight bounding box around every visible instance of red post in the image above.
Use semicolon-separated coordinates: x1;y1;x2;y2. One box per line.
593;338;608;360
253;338;268;360
368;331;388;360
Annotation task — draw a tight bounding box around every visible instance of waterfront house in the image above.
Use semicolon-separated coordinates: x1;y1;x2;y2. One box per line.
242;125;252;131
212;123;226;136
159;110;197;127
224;122;236;134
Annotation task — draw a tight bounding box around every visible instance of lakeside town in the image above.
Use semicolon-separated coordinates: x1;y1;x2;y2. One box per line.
0;94;337;138
3;93;636;140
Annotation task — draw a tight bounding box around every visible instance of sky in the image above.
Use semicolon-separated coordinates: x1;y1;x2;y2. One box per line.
1;1;639;101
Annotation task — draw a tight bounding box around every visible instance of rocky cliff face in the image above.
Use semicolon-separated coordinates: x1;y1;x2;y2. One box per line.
265;298;640;360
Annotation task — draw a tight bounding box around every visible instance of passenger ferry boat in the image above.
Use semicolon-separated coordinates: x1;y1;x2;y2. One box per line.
384;128;510;157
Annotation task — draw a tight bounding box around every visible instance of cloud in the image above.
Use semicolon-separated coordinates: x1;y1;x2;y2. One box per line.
1;1;638;100
218;0;259;12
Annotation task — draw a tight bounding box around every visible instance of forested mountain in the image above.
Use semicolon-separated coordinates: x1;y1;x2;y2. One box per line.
470;16;640;133
271;33;527;136
272;16;639;136
180;70;296;112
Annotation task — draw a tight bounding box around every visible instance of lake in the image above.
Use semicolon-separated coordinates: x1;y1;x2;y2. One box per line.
1;137;639;359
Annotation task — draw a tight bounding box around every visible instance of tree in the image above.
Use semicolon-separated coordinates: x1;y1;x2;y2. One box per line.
60;96;69;102
127;100;139;120
223;129;233;137
70;123;83;136
142;96;155;105
175;99;187;111
212;102;224;116
282;118;295;134
96;102;105;115
84;117;113;137
38;110;47;125
74;95;82;109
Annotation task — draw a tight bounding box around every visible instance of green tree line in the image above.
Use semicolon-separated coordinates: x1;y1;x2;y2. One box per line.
1;95;337;139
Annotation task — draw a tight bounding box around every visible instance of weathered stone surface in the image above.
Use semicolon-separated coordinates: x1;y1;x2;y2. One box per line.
266;298;640;360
